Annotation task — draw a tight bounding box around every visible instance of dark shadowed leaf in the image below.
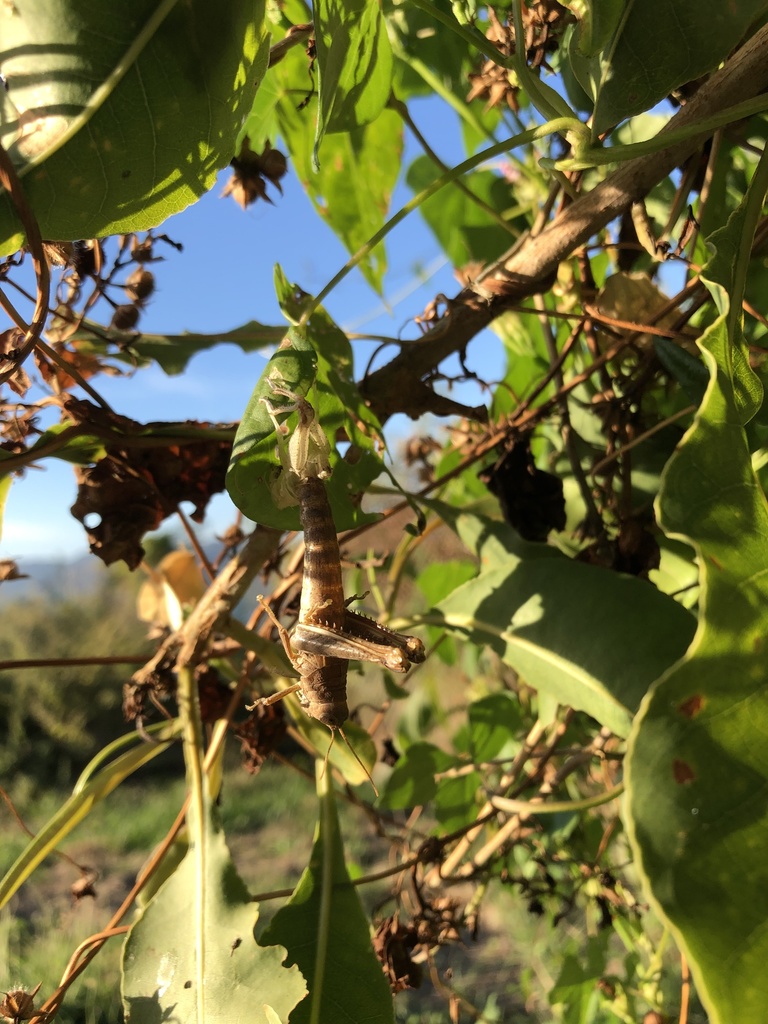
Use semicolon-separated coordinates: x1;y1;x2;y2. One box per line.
583;0;768;134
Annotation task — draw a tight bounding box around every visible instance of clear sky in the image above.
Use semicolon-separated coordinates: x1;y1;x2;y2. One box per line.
1;96;501;564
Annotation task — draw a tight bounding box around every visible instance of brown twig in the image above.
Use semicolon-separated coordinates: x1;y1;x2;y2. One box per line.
0;142;50;384
0;655;148;670
359;25;768;424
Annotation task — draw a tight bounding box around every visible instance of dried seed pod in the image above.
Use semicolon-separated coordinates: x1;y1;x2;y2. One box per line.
124;267;155;303
222;138;288;209
110;304;140;331
0;983;42;1024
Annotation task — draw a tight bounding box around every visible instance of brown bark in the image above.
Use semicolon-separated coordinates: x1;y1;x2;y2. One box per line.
360;24;768;424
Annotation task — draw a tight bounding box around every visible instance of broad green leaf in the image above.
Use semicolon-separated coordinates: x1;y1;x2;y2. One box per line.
586;0;768;134
378;741;457;810
0;0;269;253
653;335;709;406
387;0;475;103
549;933;611;1019
626;193;768;1024
562;0;624;56
434;771;481;832
285;694;378;788
468;692;523;762
227;283;384;530
122;803;305;1024
68;320;285;376
425;499;562;569
260;772;394;1024
433;555;695;738
313;0;393;164
0;722;180;911
406;155;515;268
272;41;401;293
416;558;477;664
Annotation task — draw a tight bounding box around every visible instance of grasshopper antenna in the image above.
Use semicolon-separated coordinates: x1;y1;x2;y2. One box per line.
320;730;335;783
339;726;379;797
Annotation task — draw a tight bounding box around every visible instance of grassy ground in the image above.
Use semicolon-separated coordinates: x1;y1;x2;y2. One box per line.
1;753;701;1024
0;753;551;1024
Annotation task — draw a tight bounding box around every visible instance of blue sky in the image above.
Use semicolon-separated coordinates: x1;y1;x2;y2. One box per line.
2;96;501;563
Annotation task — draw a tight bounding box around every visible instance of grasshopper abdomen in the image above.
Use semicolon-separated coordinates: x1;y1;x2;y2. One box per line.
297;476;346;632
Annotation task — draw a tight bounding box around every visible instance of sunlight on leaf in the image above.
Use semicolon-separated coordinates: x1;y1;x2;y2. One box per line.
626;190;768;1024
432;539;694;738
227;281;384;530
122;802;305;1024
260;770;394;1024
313;0;393;165
0;0;269;251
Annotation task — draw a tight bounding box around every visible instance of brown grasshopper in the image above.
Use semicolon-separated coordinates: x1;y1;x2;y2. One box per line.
252;378;425;733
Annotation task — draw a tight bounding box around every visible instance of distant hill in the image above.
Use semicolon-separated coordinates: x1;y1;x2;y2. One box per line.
0;555;107;604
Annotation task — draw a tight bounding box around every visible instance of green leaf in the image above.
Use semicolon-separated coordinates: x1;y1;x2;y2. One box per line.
70;320;285;376
426;499;566;572
468;692;523;762
0;722;180;911
387;0;475;103
434;771;481;832
653;335;709;406
260;773;394;1024
417;557;478;665
287;696;378;788
0;0;269;253
272;44;401;292
122;803;305;1024
227;287;385;531
406;155;514;267
549;933;611;1020
433;554;695;738
587;1;768;134
378;742;457;810
313;0;393;164
626;190;768;1024
563;0;624;56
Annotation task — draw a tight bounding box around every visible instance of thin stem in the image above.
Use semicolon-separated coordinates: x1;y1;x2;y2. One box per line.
556;94;768;170
491;783;624;817
302;119;580;323
590;405;696;476
0;654;147;670
392;96;518;237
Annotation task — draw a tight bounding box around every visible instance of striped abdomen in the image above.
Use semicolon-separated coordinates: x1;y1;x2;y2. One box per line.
297;476;345;631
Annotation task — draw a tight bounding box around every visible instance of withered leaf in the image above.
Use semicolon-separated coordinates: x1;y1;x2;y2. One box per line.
0;559;27;581
0;328;31;397
67;400;233;568
480;440;566;543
